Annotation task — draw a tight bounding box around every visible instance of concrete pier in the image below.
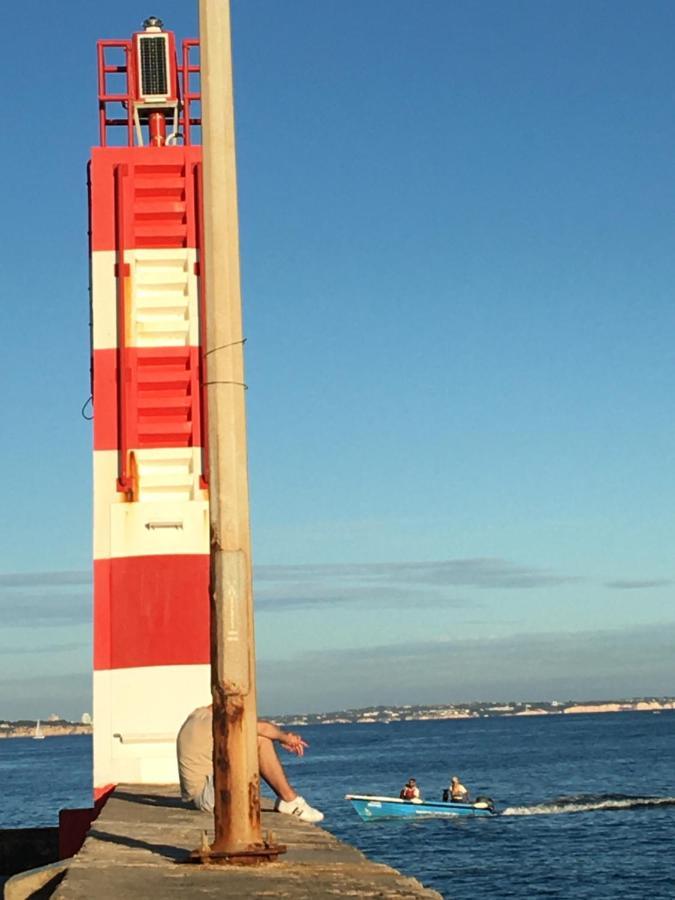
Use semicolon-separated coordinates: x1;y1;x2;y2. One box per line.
46;785;441;899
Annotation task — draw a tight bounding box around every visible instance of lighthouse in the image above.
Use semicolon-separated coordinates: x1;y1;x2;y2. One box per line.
89;18;210;790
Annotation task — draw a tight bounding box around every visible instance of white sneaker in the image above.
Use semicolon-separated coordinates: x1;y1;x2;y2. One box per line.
275;795;324;823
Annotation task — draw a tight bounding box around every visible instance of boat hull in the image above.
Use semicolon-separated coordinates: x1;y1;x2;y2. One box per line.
346;794;496;821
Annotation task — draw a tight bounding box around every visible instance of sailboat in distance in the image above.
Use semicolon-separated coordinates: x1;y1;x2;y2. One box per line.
33;719;45;740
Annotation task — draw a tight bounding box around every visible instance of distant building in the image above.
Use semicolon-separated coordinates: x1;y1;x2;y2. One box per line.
81;713;93;725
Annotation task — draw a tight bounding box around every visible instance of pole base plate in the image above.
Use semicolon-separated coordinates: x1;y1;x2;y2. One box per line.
183;834;287;866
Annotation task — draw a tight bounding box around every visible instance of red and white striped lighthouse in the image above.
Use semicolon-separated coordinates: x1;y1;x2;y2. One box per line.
89;19;210;789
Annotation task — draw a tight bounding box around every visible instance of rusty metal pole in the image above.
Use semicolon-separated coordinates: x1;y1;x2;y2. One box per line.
197;0;284;864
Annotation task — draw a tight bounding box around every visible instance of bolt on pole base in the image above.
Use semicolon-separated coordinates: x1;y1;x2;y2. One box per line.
182;830;287;866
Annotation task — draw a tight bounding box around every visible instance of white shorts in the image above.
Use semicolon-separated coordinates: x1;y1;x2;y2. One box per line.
194;775;214;812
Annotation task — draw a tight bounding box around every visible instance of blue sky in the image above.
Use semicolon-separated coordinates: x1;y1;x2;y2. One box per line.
0;1;673;720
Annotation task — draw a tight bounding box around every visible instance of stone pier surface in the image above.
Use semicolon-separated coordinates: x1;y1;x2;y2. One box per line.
51;785;442;899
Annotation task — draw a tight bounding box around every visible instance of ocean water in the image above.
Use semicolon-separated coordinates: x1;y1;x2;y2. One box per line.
1;712;674;898
0;735;92;829
284;711;675;899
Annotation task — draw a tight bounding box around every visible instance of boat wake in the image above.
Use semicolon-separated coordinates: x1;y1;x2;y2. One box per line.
502;794;675;816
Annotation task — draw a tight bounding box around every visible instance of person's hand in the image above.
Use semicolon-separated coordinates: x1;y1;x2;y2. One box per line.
281;732;308;757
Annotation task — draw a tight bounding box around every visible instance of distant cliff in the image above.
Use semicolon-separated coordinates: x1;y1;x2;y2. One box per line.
0;721;92;740
272;697;675;727
4;697;674;736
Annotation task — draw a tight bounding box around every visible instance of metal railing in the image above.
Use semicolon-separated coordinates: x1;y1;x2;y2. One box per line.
182;40;202;146
113;163;133;496
97;38;201;147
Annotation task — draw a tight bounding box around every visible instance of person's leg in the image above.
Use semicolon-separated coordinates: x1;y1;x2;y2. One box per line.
257;736;324;823
257;735;296;802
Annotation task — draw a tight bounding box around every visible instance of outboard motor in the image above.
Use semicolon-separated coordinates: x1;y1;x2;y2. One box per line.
473;796;496;812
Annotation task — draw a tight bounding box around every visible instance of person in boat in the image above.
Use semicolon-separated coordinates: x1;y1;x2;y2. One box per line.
176;705;324;823
400;778;421;800
449;775;469;802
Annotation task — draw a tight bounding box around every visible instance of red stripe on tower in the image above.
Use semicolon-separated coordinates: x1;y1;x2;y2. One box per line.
93;556;209;670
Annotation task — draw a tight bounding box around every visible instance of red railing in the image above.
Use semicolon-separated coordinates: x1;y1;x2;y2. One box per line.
193;162;209;489
181;41;202;146
98;41;134;147
97;38;201;147
113;164;132;495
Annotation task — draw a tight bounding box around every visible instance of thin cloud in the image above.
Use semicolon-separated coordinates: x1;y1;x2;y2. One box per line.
0;671;91;721
0;586;90;628
257;623;675;715
256;558;580;589
0;571;90;588
605;579;671;590
255;582;469;612
389;559;580;589
0;640;87;657
0;559;575;622
253;557;578;612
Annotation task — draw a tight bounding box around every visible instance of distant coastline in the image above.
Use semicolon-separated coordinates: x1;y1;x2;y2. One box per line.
0;720;91;740
2;697;673;738
272;697;675;727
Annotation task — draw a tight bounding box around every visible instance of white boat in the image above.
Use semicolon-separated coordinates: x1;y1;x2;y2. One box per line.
33;719;45;740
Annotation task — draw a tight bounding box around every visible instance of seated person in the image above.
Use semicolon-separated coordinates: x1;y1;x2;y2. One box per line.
399;777;421;800
449;775;469;802
177;705;323;823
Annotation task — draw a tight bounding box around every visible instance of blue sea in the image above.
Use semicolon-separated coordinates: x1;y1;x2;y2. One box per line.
2;712;674;898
